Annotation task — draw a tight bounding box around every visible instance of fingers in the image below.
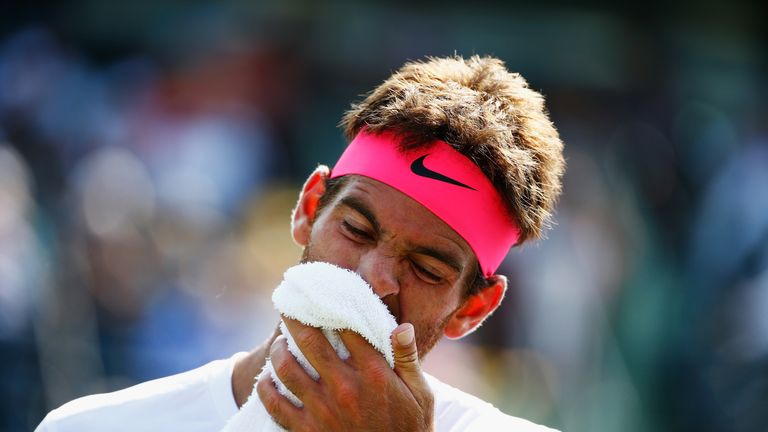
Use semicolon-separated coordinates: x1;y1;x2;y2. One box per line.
391;323;431;403
256;367;304;429
269;335;319;402
337;330;388;368
393;323;419;367
281;316;342;378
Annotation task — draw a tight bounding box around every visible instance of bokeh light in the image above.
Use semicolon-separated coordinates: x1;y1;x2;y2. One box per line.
1;1;765;431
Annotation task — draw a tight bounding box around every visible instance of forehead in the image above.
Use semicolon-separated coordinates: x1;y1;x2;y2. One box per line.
330;175;476;263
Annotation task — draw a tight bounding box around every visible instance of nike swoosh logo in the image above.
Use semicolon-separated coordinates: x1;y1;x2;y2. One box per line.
410;155;477;190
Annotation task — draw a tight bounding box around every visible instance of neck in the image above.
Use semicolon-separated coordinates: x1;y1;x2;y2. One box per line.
231;324;281;407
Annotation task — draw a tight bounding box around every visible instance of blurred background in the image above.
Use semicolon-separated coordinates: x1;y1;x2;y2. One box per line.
1;1;766;431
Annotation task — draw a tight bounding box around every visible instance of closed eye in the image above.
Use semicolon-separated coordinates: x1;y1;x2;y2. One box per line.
411;261;442;284
342;220;373;241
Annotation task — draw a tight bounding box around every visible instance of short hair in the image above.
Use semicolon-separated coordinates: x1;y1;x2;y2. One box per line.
339;55;565;245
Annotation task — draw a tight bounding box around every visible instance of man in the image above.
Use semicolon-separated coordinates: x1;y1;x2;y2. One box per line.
37;55;565;431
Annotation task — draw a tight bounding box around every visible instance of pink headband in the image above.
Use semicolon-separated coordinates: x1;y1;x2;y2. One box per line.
330;130;520;277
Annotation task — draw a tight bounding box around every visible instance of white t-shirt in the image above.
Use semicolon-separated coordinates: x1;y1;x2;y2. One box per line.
36;353;558;432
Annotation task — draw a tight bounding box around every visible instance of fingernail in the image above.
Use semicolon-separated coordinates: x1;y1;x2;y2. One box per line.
396;324;414;346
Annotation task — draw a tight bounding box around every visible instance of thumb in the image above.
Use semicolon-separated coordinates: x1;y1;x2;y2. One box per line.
392;323;429;398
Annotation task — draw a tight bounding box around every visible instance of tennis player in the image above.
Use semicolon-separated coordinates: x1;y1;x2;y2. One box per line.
38;55;565;431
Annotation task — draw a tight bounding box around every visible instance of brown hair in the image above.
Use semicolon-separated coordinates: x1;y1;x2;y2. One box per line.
339;55;565;245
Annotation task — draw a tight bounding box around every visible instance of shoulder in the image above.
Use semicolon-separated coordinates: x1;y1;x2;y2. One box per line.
425;373;560;432
36;354;244;432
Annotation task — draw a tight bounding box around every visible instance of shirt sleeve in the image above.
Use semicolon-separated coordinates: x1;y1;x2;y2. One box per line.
209;351;246;422
35;352;248;432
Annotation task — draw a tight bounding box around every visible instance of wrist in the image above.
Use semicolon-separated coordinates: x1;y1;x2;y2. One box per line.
231;326;281;407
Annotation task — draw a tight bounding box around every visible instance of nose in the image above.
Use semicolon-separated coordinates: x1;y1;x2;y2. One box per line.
356;248;400;299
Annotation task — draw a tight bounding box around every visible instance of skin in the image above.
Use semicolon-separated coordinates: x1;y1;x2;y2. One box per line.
232;165;508;431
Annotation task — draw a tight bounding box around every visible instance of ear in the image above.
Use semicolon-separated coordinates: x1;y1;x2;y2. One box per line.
291;165;330;247
443;274;507;339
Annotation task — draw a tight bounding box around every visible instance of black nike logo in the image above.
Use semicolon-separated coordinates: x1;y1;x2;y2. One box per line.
410;154;477;190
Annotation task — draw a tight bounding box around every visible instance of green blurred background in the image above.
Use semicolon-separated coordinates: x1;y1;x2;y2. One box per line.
1;1;766;431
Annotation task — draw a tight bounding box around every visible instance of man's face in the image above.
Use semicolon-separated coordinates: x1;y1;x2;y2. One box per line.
299;175;477;357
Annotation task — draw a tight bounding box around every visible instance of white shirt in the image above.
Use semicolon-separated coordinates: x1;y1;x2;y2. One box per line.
36;353;558;432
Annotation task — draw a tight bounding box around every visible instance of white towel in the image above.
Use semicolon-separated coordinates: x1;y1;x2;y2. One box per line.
221;262;398;432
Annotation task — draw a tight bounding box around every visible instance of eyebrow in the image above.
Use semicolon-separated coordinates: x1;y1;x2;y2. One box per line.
411;246;463;273
339;196;463;274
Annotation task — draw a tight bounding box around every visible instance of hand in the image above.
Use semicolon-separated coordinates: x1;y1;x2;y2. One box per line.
257;317;434;432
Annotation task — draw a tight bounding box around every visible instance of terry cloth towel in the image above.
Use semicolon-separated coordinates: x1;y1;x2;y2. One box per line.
221;261;398;432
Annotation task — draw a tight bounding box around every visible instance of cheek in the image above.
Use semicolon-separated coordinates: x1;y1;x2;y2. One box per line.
398;285;460;327
305;220;360;269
